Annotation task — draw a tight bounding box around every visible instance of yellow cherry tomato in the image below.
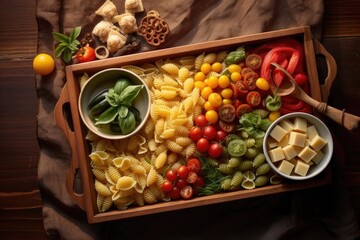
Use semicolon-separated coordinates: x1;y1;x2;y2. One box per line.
205;110;219;124
194;72;206;82
194;81;206;90
218;75;230;88
227;64;242;74
208;92;222;108
200;63;212;74
204;101;216;111
231;72;242;82
207;75;219;89
211;62;223;73
221;88;233;99
222;98;232;105
201;86;213;100
268;111;281;122
256;77;270;91
33;53;55;75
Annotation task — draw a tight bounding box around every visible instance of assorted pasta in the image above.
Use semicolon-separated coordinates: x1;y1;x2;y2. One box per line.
85;49;282;213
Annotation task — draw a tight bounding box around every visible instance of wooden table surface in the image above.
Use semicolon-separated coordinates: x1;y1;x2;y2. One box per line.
0;0;359;239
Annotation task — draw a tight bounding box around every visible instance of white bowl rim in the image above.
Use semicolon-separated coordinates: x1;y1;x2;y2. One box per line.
263;112;334;180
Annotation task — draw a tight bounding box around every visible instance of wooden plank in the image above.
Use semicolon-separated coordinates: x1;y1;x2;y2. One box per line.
323;0;360;37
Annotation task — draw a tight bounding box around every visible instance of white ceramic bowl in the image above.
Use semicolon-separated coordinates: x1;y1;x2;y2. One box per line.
263;112;333;180
78;68;151;140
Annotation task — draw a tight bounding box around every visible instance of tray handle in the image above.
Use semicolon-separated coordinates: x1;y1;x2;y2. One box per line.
54;83;86;210
313;39;337;103
313;40;359;131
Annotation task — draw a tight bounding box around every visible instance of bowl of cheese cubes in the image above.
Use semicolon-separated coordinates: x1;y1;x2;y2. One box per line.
263;112;333;180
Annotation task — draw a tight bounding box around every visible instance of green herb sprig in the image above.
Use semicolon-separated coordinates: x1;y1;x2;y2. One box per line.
53;26;81;63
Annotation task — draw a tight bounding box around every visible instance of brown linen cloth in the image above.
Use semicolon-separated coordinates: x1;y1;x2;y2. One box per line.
35;0;360;239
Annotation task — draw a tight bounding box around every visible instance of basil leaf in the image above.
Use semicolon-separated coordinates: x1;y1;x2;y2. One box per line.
114;78;131;95
118;105;129;119
129;106;141;123
119;85;144;106
105;89;119;107
52;32;70;43
95;106;119;125
119;110;136;135
70;26;81;42
62;49;73;63
54;43;68;58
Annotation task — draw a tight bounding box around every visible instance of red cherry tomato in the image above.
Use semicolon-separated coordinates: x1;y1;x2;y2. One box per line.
245;53;262;70
294;73;308;86
175;179;188;189
236;104;252;118
186;171;198;184
208;142;223;158
219;104;236;123
166;169;178;182
189;126;202;142
241;67;255;76
177;165;189;179
215;130;228;141
196;137;210;153
243;72;258;90
235;81;249;97
180;185;194;199
169;186;181;200
194;114;208;127
194;176;205;188
161;180;173;192
218;120;235;133
232;99;242;109
230;83;239;99
202;125;217;140
187;158;201;173
246;91;262;107
76;46;96;63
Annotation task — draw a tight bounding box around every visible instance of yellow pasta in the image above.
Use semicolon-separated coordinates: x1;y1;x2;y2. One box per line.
183;77;194;93
95;179;112;196
146;167;158;186
116;176;137;190
154;151;167;169
121;65;145;75
194;52;205;70
92;168;107;183
166;140;183;154
113;197;134;210
142;188;157;204
160;128;176;139
97;195;113;212
107;165;121;184
163;74;179;87
178;67;190;82
161;63;180;76
203;52;217;64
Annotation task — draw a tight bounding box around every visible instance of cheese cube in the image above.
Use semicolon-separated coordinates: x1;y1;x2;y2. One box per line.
312;151;325;165
310;135;327;151
277;134;289;148
267;137;278;149
282;144;297;160
293;117;307;133
298;146;317;163
278;160;295;175
288;131;307;147
270;125;288;142
268;147;285;162
279;119;294;133
307;125;318;141
294;160;310;176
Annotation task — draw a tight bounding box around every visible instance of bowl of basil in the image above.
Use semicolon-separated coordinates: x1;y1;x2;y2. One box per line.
78;68;151;140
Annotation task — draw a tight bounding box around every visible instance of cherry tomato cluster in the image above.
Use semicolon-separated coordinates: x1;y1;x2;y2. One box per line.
189;114;228;158
161;158;205;200
193;57;280;133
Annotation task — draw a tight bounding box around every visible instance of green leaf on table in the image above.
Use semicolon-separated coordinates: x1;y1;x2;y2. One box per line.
52;32;70;43
54;42;68;58
62;49;73;63
70;26;81;42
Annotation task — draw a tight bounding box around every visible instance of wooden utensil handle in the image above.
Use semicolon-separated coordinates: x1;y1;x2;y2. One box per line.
54;83;86;210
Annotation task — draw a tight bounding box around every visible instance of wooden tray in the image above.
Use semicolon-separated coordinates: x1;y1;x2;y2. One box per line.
55;26;336;223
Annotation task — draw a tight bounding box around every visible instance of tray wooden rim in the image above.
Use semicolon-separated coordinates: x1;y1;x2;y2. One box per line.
59;26;332;223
